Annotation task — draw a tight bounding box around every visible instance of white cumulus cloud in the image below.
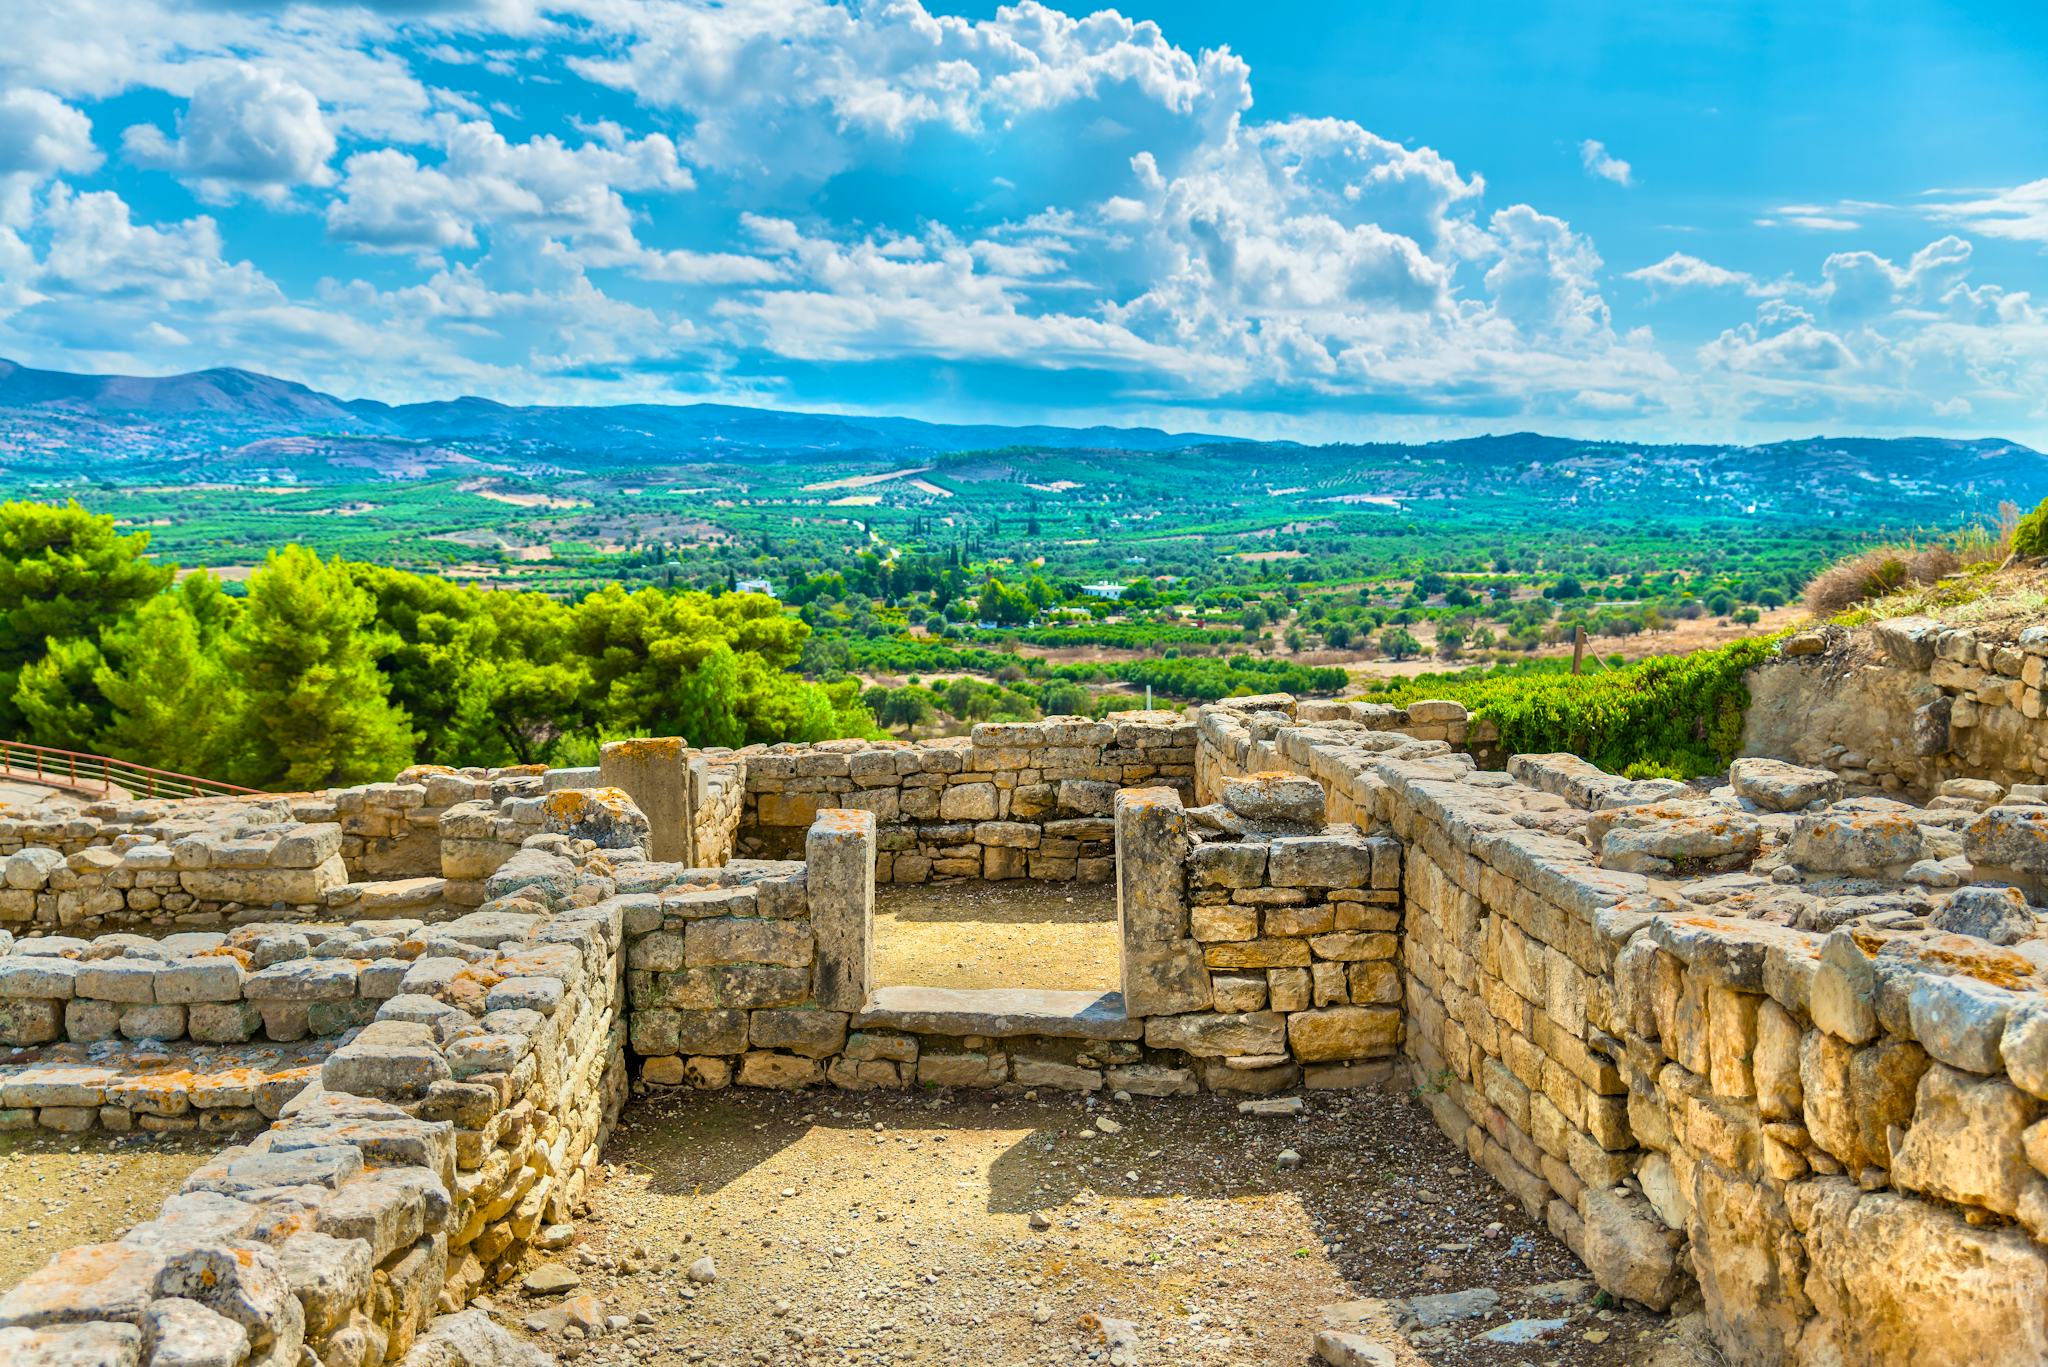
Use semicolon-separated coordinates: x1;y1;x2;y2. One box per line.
124;65;336;203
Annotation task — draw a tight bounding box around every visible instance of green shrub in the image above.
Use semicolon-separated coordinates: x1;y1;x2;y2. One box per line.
1361;635;1784;777
2014;497;2048;558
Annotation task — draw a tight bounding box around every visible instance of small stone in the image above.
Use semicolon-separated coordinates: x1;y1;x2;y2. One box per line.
687;1256;718;1285
1094;1116;1122;1135
524;1265;581;1297
1239;1096;1305;1117
1028;1212;1052;1231
1930;886;2039;946
1479;1318;1568;1345
1276;1148;1303;1170
1312;1328;1396;1366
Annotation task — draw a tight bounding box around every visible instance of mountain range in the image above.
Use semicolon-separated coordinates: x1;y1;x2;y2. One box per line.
1;358;2044;518
0;357;1243;463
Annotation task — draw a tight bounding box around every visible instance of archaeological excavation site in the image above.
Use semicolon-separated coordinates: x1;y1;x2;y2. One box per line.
1;612;2047;1367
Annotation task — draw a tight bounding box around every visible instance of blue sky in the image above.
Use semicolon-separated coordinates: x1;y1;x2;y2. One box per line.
1;0;2045;445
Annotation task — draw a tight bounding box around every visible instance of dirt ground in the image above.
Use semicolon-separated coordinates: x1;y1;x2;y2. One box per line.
500;1087;1710;1367
874;882;1121;992
0;1129;217;1289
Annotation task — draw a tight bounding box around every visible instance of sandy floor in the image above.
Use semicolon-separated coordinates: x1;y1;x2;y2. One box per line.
499;1087;1702;1367
874;882;1120;993
0;1130;217;1289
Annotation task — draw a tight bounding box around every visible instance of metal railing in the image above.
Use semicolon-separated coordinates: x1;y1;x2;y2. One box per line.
0;739;262;800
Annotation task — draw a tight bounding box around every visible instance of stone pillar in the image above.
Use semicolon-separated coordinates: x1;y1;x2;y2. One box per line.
807;808;875;1012
1115;787;1212;1017
599;738;695;865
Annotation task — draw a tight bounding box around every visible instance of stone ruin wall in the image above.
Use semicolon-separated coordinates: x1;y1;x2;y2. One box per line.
730;712;1197;875
0;833;634;1367
1745;615;2048;799
1204;694;2048;1366
622;775;1410;1098
8;681;2048;1364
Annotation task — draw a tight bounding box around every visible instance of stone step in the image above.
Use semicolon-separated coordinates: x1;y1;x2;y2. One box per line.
854;985;1142;1040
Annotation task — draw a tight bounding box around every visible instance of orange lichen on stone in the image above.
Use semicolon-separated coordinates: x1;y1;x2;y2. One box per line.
605;737;686;761
1883;932;2038;991
814;808;874;833
541;787;634;821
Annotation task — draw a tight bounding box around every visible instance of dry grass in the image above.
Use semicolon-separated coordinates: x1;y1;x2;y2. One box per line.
1839;562;2048;640
1802;503;2021;618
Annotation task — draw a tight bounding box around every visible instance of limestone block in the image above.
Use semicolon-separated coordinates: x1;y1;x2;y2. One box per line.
714;964;811;1008
1754;999;1804;1122
271;824;343;869
748;1008;849;1058
1115;787;1187;944
1218;772;1325;828
2003;1001;2048;1101
1578;1186;1685;1309
144;1297;248;1365
75;961;157;1004
180;855;346;906
1267;834;1373;888
1892;1063;2039;1216
1967;804;2048;874
1190;841;1267;890
1105;1063;1197;1096
683;918;812;969
737;1051;824;1088
2;847;65;891
1809;930;1878;1044
0;999;63;1045
1929;885;2039;946
1143;1011;1285;1058
1796;1181;2048;1366
1057;779;1118;815
1683;1162;1811;1361
1729;757;1844;812
1210;972;1267;1013
1788;805;1929;875
1287;1006;1399;1062
154;958;244;1005
599;738;693;864
1190;903;1257;943
1267;968;1311;1013
938;784;999;821
538;786;651;852
244;960;358;1003
1203;939;1311;969
322;1021;450;1101
1122;942;1212;1017
1908;971;2015;1074
917;1051;1006;1087
807;809;875;1013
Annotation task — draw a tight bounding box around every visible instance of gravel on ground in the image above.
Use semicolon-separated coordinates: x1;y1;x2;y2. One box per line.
494;1084;1712;1367
0;1130;218;1290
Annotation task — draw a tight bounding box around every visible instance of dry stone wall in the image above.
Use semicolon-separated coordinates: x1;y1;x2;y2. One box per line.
734;713;1196;878
1746;616;2048;798
0;821;638;1366
9;686;2048;1363
1202;693;2048;1366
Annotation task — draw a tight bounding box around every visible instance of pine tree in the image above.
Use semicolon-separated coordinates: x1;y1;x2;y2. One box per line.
0;501;171;734
95;579;241;775
223;547;416;789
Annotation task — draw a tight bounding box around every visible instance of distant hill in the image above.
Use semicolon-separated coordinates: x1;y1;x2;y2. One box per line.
0;357;1243;462
0;359;2042;520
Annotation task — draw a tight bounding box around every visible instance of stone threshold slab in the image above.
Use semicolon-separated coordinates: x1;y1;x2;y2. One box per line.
855;986;1143;1040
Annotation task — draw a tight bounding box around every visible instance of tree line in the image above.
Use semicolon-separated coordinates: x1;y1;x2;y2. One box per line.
0;502;875;791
